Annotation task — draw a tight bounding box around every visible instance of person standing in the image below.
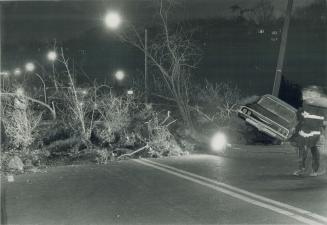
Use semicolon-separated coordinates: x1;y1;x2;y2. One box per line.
293;86;326;176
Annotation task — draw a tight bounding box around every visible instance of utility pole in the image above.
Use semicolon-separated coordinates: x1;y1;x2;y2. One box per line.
0;3;3;103
0;3;2;82
144;28;148;103
272;0;293;97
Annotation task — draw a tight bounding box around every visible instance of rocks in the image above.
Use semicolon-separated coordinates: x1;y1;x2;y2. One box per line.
8;156;24;172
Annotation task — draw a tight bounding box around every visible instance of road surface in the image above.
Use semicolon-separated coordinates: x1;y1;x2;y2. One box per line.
1;146;327;225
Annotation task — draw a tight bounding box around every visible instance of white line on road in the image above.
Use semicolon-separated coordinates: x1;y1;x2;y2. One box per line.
134;159;326;225
141;158;327;224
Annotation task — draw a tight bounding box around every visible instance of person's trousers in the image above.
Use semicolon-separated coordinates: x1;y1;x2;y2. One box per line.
298;146;320;172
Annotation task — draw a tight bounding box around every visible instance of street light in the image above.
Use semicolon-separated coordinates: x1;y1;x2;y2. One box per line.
14;68;21;76
25;62;35;72
0;71;9;89
1;71;9;77
46;50;58;90
104;11;121;30
25;62;48;103
47;50;57;62
104;11;148;102
115;70;125;81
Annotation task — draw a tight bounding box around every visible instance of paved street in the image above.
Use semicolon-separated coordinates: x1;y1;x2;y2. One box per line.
1;146;327;225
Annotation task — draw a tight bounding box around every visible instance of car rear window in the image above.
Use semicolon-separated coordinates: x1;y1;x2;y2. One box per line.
258;97;295;122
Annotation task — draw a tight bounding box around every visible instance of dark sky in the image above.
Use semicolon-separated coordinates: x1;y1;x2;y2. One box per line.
1;0;325;95
3;0;314;43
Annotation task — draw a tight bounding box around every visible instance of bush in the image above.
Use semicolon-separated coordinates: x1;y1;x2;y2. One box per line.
2;99;43;153
92;93;186;158
40;121;74;145
147;112;185;157
45;136;82;156
95;94;136;146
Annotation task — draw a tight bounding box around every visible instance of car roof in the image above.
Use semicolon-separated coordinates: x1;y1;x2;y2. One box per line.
260;94;297;113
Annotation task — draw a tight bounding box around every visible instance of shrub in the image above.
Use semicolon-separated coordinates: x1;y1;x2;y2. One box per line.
45;136;81;156
96;94;136;145
147;112;185;157
40;121;73;145
2;100;43;153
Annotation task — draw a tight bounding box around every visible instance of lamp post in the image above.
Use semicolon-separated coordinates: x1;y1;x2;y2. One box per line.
144;29;148;103
104;11;149;102
46;50;58;91
25;62;47;103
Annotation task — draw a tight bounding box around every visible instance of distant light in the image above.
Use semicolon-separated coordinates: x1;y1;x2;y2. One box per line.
16;87;24;96
81;90;88;95
1;71;10;77
115;70;125;81
258;29;265;34
210;132;227;152
104;11;121;29
127;90;134;95
47;51;57;61
14;68;22;76
25;62;35;72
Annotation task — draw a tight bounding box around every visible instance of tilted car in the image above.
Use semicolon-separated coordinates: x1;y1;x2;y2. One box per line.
238;94;298;141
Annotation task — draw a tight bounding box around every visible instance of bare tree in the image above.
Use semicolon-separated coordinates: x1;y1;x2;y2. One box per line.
194;81;241;125
115;0;201;132
58;48;96;143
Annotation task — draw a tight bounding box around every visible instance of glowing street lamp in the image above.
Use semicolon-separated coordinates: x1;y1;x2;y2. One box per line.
103;10;148;102
1;71;9;77
25;62;35;72
14;68;21;76
104;11;121;30
47;51;57;61
81;89;88;95
114;70;125;81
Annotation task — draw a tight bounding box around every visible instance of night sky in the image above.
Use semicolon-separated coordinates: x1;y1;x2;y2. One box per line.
3;0;314;42
2;0;325;95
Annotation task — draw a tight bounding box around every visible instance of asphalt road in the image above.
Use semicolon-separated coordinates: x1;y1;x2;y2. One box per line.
1;146;327;225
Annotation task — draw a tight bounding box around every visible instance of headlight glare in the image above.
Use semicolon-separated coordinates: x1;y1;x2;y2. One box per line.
211;132;228;152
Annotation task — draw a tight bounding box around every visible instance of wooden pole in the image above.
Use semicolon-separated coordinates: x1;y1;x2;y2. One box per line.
272;0;293;97
0;3;2;74
144;29;148;103
0;4;2;89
